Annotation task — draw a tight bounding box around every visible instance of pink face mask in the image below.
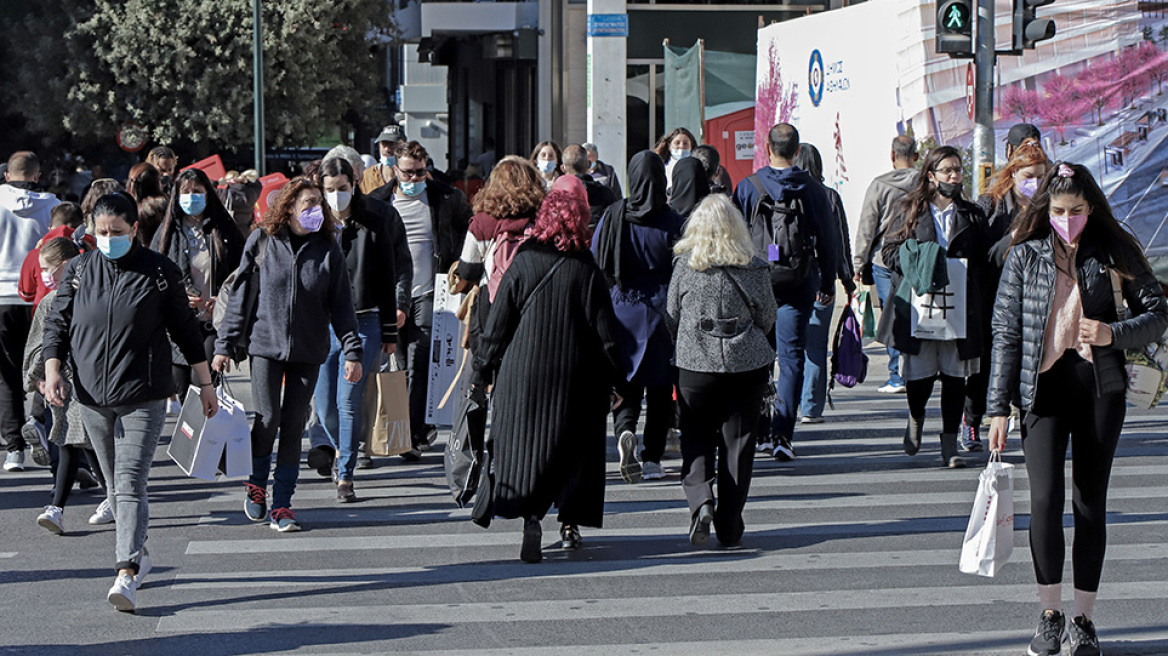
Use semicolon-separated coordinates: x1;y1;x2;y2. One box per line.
1050;214;1088;243
40;269;59;290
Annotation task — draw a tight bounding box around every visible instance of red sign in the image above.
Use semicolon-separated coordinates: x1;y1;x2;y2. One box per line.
116;123;147;153
253;173;290;224
965;63;975;121
183;155;227;184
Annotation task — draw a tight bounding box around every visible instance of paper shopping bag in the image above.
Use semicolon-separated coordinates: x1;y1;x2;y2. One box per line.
168;385;251;480
959;452;1015;577
363;367;412;457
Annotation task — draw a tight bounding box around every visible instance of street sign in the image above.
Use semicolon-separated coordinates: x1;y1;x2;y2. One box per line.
587;14;628;38
965;63;975;121
116;123;146;153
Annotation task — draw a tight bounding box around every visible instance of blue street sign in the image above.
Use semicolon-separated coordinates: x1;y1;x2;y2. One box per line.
587;14;629;38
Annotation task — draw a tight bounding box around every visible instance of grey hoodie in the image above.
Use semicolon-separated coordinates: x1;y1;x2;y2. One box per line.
853;168;918;271
0;184;59;303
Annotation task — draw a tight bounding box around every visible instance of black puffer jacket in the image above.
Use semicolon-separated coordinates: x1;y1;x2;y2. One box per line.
877;199;989;360
987;235;1168;415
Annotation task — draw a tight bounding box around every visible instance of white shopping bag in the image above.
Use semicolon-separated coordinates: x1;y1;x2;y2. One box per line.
167;384;252;480
911;257;968;340
959;451;1015;577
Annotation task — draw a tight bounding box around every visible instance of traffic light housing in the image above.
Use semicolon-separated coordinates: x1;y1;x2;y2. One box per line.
1013;0;1057;50
936;0;973;57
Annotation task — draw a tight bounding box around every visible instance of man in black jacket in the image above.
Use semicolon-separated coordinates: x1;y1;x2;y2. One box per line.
369;141;472;458
562;145;618;233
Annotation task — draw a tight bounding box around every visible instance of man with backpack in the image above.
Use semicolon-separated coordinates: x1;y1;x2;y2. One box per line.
733;124;838;462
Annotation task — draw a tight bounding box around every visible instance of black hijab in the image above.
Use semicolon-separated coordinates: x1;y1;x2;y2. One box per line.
668;157;710;219
595;150;668;286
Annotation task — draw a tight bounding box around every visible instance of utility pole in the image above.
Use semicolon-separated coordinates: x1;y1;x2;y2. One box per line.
253;0;266;175
586;0;629;191
972;0;994;195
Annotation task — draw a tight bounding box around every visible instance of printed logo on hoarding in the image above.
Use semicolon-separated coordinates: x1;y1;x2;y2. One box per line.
808;50;825;107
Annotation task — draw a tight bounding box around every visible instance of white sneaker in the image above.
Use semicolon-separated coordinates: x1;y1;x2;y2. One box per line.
89;498;115;525
642;461;665;480
107;573;137;612
37;505;64;534
800;416;825;424
166;399;182;416
877;382;907;394
4;450;25;472
23;419;50;466
665;428;682;455
617;431;642;484
756;440;775;454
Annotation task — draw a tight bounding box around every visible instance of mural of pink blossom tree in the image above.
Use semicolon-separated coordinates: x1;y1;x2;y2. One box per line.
1001;86;1041;124
1138;41;1168;95
1075;60;1119;125
753;40;799;171
1038;91;1086;145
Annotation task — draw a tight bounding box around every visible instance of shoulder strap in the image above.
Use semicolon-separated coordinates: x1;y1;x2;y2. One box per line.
521;257;567;314
1109;268;1128;321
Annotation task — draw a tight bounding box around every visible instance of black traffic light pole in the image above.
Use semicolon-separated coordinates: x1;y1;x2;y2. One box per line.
973;0;994;195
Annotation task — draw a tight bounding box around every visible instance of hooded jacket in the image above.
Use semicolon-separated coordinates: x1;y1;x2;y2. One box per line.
733;165;840;302
0;183;59;303
854;168;919;272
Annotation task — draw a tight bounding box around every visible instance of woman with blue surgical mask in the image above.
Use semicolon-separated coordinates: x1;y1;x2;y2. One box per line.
962;143;1049;453
654;127;697;198
43;192;219;612
151;168;244;400
213;177;363;532
530;141;564;190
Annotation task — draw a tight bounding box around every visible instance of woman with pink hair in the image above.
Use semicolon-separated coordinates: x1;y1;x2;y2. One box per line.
471;190;626;563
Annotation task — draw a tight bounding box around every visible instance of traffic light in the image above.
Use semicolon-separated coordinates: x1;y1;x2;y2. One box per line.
1013;0;1057;50
936;0;973;57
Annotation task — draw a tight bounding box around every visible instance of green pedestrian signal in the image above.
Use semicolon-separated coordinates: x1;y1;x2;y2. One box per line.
936;0;973;57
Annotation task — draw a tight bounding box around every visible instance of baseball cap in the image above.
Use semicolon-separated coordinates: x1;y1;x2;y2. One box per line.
376;125;406;144
1005;123;1041;147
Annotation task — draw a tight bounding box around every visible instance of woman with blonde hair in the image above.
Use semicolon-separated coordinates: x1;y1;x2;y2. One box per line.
666;193;776;547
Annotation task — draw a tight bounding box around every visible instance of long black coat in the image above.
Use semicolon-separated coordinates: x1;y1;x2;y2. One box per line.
473;242;626;527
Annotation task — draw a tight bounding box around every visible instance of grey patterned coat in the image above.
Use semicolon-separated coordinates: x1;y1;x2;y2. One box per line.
666;253;777;373
23;290;90;448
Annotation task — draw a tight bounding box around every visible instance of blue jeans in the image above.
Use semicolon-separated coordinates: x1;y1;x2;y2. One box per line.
872;264;903;385
313;313;381;480
772;300;812;440
800;299;834;418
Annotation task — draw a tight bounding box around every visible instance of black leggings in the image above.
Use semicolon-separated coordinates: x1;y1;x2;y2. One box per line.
906;374;966;434
1023;352;1125;593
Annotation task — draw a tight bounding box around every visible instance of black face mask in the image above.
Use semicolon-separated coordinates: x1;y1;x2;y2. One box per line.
935;180;963;200
160;175;173;188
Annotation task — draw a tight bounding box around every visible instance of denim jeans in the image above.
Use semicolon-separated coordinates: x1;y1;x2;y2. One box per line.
800;298;835;418
772;300;812;441
79;399;166;573
394;295;434;446
250;357;320;510
313;312;381;480
872;264;903;385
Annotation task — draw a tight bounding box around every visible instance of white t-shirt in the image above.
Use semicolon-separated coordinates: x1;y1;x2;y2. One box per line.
393;192;435;297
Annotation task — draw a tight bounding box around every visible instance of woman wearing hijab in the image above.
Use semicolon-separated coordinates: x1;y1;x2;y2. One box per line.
472;190;625;563
591;150;685;484
668;157;711;219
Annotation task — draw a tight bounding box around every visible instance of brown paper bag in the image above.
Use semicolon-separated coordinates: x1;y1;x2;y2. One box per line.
363;369;412;457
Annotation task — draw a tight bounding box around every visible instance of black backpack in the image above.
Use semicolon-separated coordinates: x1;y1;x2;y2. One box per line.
746;174;815;287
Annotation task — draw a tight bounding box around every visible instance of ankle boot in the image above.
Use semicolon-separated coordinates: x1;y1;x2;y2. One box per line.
904;416;924;456
940;433;966;468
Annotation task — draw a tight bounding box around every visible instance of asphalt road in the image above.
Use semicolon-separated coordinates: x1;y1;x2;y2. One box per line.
2;351;1167;656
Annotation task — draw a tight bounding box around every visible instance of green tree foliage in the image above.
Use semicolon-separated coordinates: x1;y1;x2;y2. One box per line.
3;0;392;149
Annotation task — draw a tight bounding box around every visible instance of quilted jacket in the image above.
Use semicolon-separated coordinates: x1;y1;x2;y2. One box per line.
986;234;1168;415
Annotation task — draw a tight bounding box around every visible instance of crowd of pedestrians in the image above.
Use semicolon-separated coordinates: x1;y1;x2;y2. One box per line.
4;118;1167;656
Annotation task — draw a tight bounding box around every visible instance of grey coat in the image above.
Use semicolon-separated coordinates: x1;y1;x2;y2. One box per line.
23;290;88;448
666;253;777;374
854;168;918;271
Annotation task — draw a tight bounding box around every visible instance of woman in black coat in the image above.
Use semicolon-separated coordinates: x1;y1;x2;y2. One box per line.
878;146;989;468
151;168;244;394
472;189;625;564
986;163;1168;656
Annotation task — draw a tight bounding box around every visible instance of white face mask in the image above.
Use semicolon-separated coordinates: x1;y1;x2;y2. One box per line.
325;190;353;213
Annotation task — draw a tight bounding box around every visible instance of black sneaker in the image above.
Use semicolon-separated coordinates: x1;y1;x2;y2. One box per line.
772;435;796;462
306;445;335;478
1028;609;1066;656
520;518;542;563
559;524;582;550
1067;615;1101;656
243;483;268;522
961;417;985;452
689;502;713;546
23;419;50;467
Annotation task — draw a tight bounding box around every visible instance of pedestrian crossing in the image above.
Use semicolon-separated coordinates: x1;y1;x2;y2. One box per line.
3;384;1168;655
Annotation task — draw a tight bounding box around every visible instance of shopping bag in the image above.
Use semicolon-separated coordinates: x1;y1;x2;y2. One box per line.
168;385;252;480
363;362;412;457
959;452;1015;577
851;289;877;341
445;382;489;508
1110;270;1168;409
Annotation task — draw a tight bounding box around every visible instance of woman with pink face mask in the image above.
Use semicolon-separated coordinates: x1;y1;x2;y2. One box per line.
961;144;1050;452
986;162;1168;656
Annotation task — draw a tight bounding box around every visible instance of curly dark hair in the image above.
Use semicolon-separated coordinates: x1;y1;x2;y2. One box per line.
259;177;335;236
472;156;545;219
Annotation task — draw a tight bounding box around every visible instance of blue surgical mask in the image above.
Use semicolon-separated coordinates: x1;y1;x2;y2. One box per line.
381;155;396;168
180;193;207;216
97;234;133;260
670;148;691;161
537;160;557;174
400;179;427;197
